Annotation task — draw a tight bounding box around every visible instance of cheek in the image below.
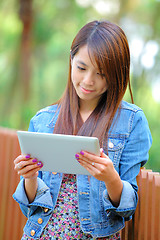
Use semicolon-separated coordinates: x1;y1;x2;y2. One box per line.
100;82;108;93
71;69;79;86
71;71;78;90
71;75;76;87
71;69;75;84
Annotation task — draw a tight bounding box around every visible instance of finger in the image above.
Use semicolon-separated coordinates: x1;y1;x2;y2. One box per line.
20;168;40;179
15;158;39;171
100;149;108;158
78;157;113;182
77;152;112;176
14;155;25;165
18;162;43;176
16;162;23;169
78;151;109;165
14;154;31;165
76;152;98;169
78;156;103;172
75;153;96;166
100;148;104;157
78;158;100;176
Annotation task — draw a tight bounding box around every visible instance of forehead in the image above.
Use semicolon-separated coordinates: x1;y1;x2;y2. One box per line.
74;45;99;69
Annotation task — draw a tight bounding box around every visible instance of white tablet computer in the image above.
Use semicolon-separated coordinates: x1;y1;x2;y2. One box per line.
17;131;100;175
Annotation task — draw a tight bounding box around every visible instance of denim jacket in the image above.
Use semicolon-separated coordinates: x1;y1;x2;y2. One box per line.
13;101;152;239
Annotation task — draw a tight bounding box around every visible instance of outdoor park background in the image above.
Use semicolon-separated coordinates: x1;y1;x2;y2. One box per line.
0;0;159;172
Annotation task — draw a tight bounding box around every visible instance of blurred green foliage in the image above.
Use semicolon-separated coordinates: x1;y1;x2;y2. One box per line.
0;0;159;171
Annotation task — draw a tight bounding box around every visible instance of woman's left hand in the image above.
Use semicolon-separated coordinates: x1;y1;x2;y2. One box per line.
75;148;116;183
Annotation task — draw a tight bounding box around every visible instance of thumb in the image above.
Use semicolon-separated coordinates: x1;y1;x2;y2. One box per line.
100;148;107;158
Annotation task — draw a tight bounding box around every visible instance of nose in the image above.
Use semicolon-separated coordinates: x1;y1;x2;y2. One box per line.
83;72;94;86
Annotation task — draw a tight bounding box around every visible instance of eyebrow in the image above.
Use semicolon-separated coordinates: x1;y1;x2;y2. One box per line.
76;60;88;67
76;60;101;73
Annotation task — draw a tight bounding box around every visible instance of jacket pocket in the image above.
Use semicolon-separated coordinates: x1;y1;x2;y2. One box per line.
103;136;125;168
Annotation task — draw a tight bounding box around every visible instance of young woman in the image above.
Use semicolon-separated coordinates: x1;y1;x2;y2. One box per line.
13;20;152;240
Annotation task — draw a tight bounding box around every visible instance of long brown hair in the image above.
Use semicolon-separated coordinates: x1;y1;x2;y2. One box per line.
53;20;133;146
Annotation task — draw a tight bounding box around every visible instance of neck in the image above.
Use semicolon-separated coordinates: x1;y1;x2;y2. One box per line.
79;100;97;122
79;99;98;113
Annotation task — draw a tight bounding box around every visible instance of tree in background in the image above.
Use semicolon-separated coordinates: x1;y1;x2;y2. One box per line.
19;0;32;103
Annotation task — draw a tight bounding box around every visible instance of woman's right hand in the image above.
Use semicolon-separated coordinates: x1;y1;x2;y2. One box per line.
14;154;43;179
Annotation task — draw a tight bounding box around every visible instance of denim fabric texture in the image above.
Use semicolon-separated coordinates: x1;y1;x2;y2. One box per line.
13;101;152;239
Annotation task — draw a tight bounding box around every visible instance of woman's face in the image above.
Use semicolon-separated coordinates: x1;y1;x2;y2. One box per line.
71;45;108;109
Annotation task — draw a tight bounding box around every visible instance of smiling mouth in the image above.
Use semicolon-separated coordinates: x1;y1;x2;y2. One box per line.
80;86;95;93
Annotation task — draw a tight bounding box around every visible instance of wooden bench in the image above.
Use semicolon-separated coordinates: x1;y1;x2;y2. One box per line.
121;169;160;240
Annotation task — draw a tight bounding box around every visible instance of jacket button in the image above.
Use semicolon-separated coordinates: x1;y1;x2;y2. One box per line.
38;218;43;224
109;141;114;148
43;208;49;213
31;230;35;236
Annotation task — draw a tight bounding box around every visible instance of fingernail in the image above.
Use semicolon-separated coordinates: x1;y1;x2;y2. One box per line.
80;151;84;155
37;162;43;167
32;158;37;163
75;154;79;158
100;148;104;152
25;154;30;159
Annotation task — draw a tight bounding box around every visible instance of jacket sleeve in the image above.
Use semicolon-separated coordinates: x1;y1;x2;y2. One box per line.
103;110;152;219
12;177;54;218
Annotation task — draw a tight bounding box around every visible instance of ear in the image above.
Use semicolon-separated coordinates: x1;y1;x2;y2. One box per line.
71;58;73;66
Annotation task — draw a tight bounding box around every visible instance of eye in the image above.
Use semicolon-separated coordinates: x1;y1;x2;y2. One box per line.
77;66;86;71
97;72;105;78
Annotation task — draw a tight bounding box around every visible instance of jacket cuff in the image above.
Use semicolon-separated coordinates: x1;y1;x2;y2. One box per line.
103;180;138;218
13;177;54;209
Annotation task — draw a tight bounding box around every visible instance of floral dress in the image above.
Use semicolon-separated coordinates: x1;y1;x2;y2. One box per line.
22;174;120;240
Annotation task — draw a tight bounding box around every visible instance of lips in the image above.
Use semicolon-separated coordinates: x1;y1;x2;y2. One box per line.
80;86;95;93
